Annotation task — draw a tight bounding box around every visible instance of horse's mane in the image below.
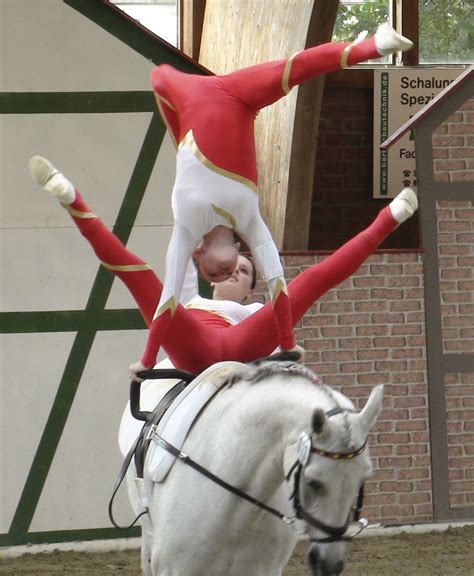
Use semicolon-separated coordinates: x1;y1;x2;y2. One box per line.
226;361;323;387
225;361;358;450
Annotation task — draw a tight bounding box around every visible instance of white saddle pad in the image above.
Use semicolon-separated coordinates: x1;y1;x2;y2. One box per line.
145;361;246;483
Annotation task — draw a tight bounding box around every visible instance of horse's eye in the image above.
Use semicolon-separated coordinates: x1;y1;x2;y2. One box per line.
306;478;323;493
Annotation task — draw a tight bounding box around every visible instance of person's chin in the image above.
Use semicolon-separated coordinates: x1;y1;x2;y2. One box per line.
199;270;213;282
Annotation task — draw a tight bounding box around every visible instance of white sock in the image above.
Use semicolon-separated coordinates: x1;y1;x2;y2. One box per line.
29;156;76;205
389;188;418;224
374;23;414;56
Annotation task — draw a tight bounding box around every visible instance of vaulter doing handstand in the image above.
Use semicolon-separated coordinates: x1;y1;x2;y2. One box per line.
29;157;418;375
121;23;413;380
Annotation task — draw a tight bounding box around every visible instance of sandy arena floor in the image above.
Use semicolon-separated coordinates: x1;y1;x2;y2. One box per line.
1;525;473;575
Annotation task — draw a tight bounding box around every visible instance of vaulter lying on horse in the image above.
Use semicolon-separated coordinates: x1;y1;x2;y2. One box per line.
29;160;417;375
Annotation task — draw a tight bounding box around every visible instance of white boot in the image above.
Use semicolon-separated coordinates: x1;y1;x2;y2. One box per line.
375;23;413;56
389;187;418;224
29;156;76;204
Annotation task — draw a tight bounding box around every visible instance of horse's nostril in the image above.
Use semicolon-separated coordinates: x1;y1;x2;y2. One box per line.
308;549;345;576
307;546;320;571
322;558;345;575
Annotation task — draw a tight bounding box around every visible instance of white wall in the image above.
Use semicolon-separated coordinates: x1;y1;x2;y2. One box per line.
1;0;175;539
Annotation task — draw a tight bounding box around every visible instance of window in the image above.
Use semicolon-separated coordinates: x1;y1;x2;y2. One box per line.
333;0;392;63
110;0;179;47
419;0;474;63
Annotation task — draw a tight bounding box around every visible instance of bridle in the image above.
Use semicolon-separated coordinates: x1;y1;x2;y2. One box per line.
154;405;369;543
288;407;369;543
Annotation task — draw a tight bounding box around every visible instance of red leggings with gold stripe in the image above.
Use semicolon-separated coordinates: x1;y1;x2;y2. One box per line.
67;191;399;373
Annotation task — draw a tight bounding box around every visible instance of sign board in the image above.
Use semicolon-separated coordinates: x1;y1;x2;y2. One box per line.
373;68;464;198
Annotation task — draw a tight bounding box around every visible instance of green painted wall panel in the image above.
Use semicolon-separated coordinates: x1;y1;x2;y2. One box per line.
1;0;205;546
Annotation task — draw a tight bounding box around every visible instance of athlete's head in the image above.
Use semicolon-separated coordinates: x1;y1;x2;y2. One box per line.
193;242;239;283
212;255;257;303
193;227;240;283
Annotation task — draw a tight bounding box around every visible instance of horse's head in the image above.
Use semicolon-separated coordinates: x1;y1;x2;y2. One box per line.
287;384;384;576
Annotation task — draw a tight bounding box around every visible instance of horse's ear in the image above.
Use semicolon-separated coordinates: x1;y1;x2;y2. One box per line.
358;384;384;435
311;408;328;435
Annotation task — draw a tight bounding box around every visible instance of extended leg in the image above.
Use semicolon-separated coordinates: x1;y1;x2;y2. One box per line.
220;189;418;360
287;189;417;323
222;24;413;110
29;156;161;326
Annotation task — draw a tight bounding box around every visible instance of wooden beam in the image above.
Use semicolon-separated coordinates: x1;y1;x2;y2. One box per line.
399;0;419;65
180;0;206;60
284;0;340;250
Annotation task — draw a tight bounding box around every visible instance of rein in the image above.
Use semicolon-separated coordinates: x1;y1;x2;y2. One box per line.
154;434;294;525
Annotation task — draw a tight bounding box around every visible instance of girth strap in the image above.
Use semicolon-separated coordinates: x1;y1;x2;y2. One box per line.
134;380;189;477
108;380;188;530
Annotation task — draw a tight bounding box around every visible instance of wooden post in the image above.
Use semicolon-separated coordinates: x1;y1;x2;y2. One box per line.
395;0;419;65
284;0;340;250
181;0;206;60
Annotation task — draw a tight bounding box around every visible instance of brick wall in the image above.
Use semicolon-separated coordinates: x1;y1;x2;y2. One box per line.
434;98;474;511
436;196;474;511
300;84;473;524
433;97;474;182
436;200;474;354
445;372;474;509
309;83;420;251
256;251;432;524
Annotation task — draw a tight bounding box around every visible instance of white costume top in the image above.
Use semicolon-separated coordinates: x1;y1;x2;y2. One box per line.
185;296;263;325
156;144;284;317
179;259;200;305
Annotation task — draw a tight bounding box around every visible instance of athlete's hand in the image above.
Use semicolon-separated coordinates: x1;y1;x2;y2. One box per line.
279;344;305;363
129;360;147;382
290;344;305;363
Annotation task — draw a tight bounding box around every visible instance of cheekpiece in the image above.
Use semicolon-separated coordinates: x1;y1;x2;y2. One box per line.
297;432;312;466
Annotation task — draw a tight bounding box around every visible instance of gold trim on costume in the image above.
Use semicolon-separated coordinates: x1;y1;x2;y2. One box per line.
178;130;258;193
340;43;355;69
282;52;299;94
272;278;288;302
185;304;234;325
65;206;97;219
102;262;152;272
156;93;175;111
211;204;237;228
154;93;178;149
154;296;177;320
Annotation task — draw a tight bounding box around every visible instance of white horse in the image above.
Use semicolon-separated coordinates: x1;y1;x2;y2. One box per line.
118;360;383;576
